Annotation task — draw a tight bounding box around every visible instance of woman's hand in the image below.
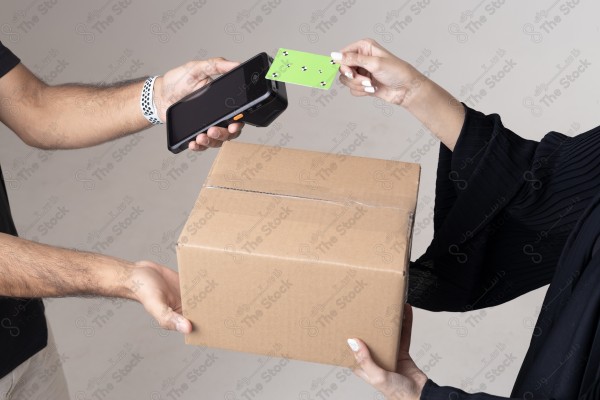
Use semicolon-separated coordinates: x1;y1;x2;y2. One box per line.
333;38;464;150
155;58;244;151
331;38;424;107
347;304;427;399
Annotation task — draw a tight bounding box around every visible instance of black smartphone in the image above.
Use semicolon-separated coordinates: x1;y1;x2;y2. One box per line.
166;52;288;153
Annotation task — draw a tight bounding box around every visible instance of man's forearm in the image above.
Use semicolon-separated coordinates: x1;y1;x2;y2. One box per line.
33;78;150;149
0;64;151;149
0;232;135;299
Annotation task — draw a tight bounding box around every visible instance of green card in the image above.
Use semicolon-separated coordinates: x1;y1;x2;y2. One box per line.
266;48;340;90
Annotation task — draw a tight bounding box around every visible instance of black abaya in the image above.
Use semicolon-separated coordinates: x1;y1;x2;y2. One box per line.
409;106;600;399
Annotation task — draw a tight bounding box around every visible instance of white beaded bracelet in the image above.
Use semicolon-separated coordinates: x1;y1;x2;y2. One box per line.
140;76;163;125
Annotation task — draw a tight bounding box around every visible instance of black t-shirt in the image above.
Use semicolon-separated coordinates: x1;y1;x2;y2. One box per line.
0;41;47;379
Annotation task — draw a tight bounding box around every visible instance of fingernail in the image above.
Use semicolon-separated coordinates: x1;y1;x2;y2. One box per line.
331;52;343;61
361;80;372;87
347;338;360;352
175;319;186;333
344;71;354;79
364;86;376;94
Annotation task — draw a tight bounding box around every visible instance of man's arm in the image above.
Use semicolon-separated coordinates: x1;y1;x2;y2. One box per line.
0;232;192;333
0;63;146;149
0;58;243;150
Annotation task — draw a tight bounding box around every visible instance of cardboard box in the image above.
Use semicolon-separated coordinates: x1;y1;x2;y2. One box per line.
177;141;420;371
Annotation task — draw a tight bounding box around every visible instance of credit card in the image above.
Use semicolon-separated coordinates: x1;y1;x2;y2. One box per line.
266;48;340;90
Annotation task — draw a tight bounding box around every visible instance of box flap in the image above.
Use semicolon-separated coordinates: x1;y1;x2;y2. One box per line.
179;188;411;272
205;141;420;210
179;142;420;273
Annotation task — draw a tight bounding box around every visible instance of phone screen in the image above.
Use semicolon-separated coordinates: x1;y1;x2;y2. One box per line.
168;53;270;147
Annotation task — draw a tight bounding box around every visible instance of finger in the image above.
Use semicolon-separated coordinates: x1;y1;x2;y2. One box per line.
228;129;243;141
332;55;383;90
145;295;193;333
356;67;373;81
340;38;390;58
164;307;192;334
340;38;378;54
188;141;208;151
171;311;193;334
349;89;371;97
205;127;227;142
347;338;389;390
338;65;356;80
200;57;240;77
340;74;377;93
227;122;244;134
352;366;371;383
338;74;363;91
206;123;244;141
399;304;414;353
339;51;382;74
195;132;223;148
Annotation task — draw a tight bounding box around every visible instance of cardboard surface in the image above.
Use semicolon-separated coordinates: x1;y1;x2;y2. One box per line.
177;141;420;371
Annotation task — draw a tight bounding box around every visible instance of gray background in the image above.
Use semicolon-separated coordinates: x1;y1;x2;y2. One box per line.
1;0;599;398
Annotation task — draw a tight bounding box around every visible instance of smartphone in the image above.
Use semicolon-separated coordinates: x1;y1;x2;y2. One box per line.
166;52;288;153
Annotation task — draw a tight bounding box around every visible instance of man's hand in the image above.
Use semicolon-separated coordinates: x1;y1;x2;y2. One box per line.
347;304;427;399
127;260;192;333
155;58;245;151
0;233;192;334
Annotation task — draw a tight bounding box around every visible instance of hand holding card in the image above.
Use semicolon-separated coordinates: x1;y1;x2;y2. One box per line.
266;48;340;90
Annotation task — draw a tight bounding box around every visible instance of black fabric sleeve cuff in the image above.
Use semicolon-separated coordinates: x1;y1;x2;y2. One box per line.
0;41;20;78
421;379;510;400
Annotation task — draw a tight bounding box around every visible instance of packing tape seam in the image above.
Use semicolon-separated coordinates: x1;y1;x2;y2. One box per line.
202;184;416;212
180;242;408;275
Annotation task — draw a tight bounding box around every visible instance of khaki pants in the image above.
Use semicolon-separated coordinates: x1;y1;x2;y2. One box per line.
0;326;69;400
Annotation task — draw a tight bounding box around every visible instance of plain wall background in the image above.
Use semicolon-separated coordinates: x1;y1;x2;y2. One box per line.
1;0;599;398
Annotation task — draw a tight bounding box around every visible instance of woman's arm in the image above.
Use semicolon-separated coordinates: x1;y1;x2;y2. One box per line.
332;38;465;151
333;39;576;312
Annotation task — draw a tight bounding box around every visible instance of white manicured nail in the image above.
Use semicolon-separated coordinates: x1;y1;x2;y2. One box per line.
364;86;376;93
331;52;343;61
344;71;354;79
347;338;360;352
361;80;372;87
176;319;186;333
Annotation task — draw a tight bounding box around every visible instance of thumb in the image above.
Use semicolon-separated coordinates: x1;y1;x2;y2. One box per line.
399;303;414;353
147;298;192;334
200;57;240;77
347;338;389;389
331;51;382;74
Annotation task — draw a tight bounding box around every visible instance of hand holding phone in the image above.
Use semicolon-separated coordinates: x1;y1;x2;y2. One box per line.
166;52;288;153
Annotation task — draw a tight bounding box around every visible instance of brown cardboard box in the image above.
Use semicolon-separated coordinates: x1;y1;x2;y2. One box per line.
177;141;420;371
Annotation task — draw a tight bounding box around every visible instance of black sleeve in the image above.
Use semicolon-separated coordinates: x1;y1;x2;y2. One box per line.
0;41;20;78
408;105;600;312
421;378;600;399
421;380;510;399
